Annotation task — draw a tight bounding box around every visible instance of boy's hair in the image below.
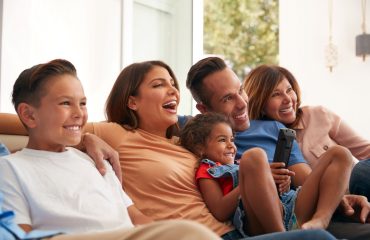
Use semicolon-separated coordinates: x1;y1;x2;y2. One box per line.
12;59;77;111
186;57;227;108
180;112;233;157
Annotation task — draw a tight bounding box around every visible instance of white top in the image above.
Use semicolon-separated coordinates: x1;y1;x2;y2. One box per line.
0;147;134;233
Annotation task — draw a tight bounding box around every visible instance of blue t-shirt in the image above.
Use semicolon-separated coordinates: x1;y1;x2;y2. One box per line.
178;115;192;129
235;120;306;166
178;116;307;167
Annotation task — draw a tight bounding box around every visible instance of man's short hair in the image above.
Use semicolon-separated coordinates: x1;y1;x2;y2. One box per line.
186;57;227;107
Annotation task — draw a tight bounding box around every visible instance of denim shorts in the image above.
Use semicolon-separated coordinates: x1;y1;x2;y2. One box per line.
231;188;300;236
281;187;301;230
232;198;248;237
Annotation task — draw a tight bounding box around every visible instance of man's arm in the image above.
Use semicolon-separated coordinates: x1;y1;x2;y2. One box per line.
0;113;26;135
337;194;370;223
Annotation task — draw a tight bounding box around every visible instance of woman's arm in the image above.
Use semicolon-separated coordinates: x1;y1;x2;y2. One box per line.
309;106;370;160
330;116;370;160
127;205;153;225
0;113;26;135
198;178;240;222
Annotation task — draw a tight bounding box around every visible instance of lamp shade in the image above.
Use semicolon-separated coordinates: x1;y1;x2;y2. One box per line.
356;34;370;57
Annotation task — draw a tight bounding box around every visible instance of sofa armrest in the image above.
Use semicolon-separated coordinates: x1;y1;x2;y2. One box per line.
0;134;28;153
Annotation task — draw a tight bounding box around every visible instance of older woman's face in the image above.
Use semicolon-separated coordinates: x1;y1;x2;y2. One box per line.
264;78;297;125
128;66;179;137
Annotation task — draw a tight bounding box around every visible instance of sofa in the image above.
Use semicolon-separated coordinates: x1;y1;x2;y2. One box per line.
0;113;27;152
0;134;28;153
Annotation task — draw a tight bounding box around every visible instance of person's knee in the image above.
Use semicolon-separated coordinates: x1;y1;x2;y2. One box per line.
239;147;269;173
326;145;352;167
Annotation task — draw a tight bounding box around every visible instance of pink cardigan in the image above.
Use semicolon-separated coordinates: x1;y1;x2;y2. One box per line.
294;106;370;169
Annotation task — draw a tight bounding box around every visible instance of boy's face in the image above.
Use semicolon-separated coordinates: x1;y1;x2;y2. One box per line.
25;74;87;152
199;68;250;132
201;122;236;165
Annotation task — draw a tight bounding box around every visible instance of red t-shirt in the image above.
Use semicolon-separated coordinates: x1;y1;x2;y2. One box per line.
195;162;233;195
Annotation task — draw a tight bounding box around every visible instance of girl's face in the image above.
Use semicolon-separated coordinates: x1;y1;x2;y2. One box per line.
128;66;179;137
263;78;297;125
201;123;236;165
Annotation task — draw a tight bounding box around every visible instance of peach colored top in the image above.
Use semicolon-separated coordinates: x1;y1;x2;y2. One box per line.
89;122;233;236
294;106;370;169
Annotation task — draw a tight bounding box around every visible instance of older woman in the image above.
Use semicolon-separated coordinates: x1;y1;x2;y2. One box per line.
242;64;370;199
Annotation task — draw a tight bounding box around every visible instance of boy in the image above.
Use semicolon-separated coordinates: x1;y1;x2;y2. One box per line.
0;59;219;240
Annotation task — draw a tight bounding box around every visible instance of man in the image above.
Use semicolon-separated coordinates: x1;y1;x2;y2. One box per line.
184;56;370;240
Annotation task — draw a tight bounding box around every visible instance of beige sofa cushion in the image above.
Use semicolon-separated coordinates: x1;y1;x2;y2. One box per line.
0;134;28;153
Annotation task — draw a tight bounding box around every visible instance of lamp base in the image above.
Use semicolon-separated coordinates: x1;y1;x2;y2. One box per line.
356;34;370;59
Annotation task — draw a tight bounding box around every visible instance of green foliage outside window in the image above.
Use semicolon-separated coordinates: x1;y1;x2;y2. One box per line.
204;0;279;79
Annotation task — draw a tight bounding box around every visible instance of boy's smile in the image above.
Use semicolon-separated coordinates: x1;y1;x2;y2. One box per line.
25;74;87;152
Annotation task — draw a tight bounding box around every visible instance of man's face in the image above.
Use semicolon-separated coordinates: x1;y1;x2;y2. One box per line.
199;68;250;132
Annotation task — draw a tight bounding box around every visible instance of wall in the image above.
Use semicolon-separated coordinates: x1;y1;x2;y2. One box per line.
131;0;193;115
0;0;122;121
0;0;193;121
280;0;370;139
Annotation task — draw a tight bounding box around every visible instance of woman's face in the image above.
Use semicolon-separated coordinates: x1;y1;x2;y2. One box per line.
129;66;179;136
263;78;297;125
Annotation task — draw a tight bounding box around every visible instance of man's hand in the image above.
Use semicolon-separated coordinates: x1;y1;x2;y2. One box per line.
270;162;295;194
82;133;122;183
337;194;370;223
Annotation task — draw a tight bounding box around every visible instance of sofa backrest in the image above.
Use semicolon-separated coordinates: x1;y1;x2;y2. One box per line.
0;134;28;153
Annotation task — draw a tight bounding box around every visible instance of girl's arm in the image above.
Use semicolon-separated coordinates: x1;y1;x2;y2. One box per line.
288;163;312;187
270;162;295;194
198;178;240;222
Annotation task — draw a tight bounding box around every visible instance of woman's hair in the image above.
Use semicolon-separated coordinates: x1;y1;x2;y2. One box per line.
12;59;77;111
179;112;233;157
242;64;302;128
105;60;180;138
